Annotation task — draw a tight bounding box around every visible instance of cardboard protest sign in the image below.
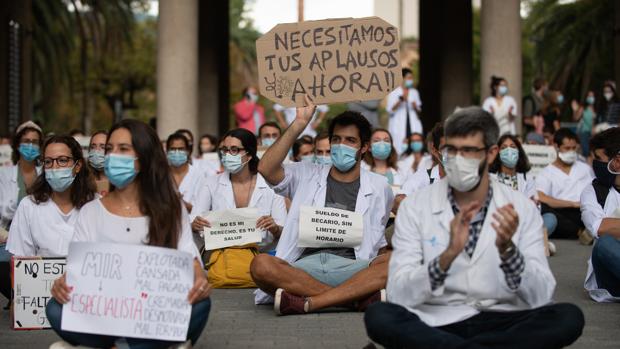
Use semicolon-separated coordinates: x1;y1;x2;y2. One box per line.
11;257;66;330
0;144;12;168
257;17;402;107
522;144;557;178
203;208;261;250
62;242;194;341
298;206;363;248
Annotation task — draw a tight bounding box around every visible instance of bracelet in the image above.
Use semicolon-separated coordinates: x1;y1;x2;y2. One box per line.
500;241;516;259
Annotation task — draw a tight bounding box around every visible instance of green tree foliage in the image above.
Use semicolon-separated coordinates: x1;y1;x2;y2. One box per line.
524;0;614;101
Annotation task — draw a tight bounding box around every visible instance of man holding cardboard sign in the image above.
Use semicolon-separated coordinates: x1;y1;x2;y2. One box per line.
251;95;394;315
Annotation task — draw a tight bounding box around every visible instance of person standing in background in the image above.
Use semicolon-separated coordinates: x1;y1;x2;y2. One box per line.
482;76;518;136
234;86;265;134
597;80;620;128
87;131;109;196
387;68;423;156
542;90;564;131
347;100;381;129
523;78;548;133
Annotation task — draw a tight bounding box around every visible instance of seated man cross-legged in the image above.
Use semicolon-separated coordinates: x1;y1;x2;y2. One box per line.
251;95;394;315
364;107;584;349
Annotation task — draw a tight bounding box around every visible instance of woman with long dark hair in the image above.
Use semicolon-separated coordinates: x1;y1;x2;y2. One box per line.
489;134;536;200
86;130;109;196
191;128;286;283
363;128;403;186
6;135;96;257
46;119;211;348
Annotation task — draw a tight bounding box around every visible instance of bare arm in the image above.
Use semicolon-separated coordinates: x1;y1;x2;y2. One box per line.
537;191;579;209
258;95;317;186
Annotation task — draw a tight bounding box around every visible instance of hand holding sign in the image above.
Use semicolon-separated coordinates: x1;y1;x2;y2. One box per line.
294;94;317;127
191;216;212;233
187;261;211;304
51;273;72;304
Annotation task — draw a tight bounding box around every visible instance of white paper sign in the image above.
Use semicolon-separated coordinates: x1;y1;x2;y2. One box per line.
62;242;194;341
522;144;557;178
0;144;12;167
298;206;363;248
11;257;66;330
203;208;261;250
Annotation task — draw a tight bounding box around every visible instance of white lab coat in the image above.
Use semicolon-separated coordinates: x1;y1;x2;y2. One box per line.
177;165;208;207
580;184;620;302
490;172;537;200
0;166;41;229
482;96;518;136
6;196;78;257
255;162;394;304
190;172;287;248
397;154;432;182
400;164;441;197
386;87;423;156
388;178;555;327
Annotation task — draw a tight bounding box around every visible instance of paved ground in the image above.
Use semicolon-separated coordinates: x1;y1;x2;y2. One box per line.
1;240;619;348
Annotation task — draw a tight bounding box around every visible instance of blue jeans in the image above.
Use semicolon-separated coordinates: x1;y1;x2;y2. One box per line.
46;297;211;349
292;252;370;287
542;213;558;236
592;235;620;296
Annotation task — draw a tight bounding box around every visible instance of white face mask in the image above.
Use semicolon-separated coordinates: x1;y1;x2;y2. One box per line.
558;150;577;165
444;154;484;192
604;92;614;101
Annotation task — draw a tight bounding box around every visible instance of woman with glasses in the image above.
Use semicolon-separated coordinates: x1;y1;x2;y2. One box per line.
46;119;210;348
167;132;207;212
86;130;109;196
6;135;96;257
191;128;286;255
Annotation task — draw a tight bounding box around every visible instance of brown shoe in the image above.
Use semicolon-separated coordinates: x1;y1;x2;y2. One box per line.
578;229;594;246
274;288;307;315
357;289;386;312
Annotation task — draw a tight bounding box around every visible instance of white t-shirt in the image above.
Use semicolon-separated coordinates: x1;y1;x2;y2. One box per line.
535;161;594;202
6;196;79;257
273;104;329;138
73;198;200;260
482;96;518;136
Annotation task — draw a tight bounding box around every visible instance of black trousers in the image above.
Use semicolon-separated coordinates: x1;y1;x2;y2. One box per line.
541;205;584;239
364;302;584;349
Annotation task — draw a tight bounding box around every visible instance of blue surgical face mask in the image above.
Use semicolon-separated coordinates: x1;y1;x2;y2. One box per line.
222;153;248;174
499;147;519;169
411;141;424;153
262;137;276;147
45;167;76;192
405;79;414;89
88;150;105;170
315;155;332;165
557;95;564;104
498;85;508;96
330;143;359;172
371;141;392;160
301;155;314;163
104;154;138;189
167;150;188;167
19;143;40;162
586;96;595;105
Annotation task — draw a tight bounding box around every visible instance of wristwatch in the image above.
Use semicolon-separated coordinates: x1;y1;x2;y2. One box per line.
499;240;516;259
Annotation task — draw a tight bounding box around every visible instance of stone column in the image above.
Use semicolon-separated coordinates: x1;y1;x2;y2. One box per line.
157;0;198;143
480;0;522;134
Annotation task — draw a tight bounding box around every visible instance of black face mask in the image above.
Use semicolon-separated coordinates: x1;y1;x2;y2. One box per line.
593;160;616;188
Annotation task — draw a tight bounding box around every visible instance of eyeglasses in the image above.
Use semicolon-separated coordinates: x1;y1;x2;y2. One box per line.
219;146;245;156
41;156;74;169
441;145;487;159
